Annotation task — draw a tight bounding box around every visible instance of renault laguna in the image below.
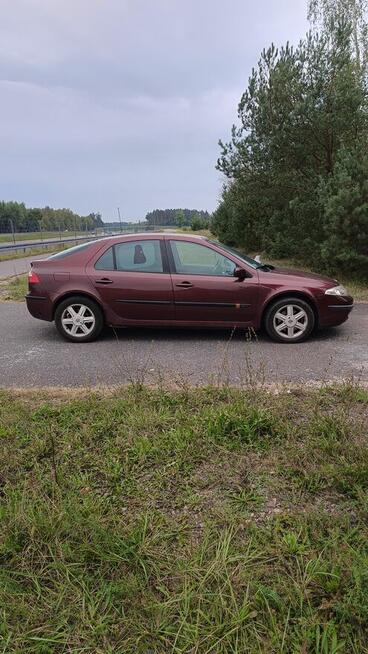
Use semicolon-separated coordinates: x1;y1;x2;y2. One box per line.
26;234;353;343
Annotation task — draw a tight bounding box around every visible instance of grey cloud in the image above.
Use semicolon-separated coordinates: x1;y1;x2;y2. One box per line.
0;0;308;218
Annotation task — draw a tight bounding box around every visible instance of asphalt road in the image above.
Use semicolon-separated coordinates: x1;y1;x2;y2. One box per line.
0;302;367;387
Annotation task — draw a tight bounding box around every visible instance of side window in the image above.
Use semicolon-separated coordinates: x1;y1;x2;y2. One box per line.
170;240;236;276
95;247;114;270
115;240;163;273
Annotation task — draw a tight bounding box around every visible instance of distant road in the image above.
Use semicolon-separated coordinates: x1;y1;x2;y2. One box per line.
0;302;366;387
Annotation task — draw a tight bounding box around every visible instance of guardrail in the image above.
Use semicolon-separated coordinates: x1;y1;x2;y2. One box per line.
0;229;152;256
0;226;182;257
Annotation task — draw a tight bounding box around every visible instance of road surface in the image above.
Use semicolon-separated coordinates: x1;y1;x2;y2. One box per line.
0;302;367;387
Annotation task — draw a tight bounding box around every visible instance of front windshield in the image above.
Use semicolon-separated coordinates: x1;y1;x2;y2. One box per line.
208;240;260;269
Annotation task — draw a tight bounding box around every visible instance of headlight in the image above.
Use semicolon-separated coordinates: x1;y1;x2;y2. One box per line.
325;285;348;296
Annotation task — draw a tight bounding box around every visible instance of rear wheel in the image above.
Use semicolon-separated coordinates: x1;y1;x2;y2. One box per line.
54;296;103;342
264;297;315;343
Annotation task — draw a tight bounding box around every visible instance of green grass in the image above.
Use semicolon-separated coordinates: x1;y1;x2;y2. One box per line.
0;274;28;301
0;245;66;263
1;384;368;653
0;231;91;243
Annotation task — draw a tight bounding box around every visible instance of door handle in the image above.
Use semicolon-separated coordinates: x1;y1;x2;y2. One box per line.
175;281;193;288
95;278;113;284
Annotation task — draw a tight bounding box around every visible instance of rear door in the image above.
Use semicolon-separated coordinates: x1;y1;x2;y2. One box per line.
167;238;259;325
86;237;175;324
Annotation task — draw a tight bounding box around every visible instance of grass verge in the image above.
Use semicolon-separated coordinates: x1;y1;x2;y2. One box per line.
1;384;368;653
0;274;28;301
0;245;68;263
0;231;91;243
0;241;75;261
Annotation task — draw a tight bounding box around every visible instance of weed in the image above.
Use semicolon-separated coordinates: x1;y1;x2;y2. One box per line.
1;386;368;652
0;274;28;301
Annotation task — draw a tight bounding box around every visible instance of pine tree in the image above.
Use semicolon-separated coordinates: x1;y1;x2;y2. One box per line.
214;3;368;277
308;0;368;68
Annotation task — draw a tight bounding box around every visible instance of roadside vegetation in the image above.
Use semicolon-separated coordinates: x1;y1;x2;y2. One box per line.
0;231;89;243
1;384;368;653
0;275;28;301
0;245;65;263
213;0;368;282
0;202;103;235
145;208;210;229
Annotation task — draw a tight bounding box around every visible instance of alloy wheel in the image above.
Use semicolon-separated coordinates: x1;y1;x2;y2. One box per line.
272;304;308;340
61;304;96;338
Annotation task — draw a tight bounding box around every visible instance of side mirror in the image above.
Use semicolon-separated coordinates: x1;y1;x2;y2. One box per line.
234;267;247;281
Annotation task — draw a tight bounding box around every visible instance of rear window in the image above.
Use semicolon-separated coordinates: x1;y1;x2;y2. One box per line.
95;247;114;270
115;240;163;273
94;240;164;272
48;241;97;260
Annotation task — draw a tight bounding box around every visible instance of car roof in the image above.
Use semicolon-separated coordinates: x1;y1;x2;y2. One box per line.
101;232;208;244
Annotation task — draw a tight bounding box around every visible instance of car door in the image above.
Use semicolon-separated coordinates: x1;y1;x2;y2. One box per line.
167;238;259;325
86;237;175;324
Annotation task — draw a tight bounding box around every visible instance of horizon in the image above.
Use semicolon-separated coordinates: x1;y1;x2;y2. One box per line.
1;0;308;220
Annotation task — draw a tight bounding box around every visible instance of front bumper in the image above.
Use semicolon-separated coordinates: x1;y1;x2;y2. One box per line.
318;295;354;328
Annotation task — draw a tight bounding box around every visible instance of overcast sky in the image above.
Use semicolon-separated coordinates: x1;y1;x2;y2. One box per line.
0;0;308;221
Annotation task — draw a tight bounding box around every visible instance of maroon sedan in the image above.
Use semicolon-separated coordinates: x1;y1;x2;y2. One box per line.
26;233;353;343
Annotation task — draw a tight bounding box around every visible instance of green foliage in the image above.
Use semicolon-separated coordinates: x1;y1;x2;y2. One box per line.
309;0;368;69
0;275;28;301
319;145;368;275
1;384;368;651
206;405;277;448
214;9;368;278
191;211;209;230
0;201;103;234
145;208;210;227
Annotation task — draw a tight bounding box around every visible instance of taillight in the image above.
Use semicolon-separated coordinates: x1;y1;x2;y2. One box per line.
28;270;40;284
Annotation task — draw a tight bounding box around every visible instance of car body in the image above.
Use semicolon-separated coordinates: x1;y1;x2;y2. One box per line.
26;233;354;343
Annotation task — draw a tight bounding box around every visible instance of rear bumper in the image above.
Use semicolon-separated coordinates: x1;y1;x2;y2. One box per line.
26;294;53;321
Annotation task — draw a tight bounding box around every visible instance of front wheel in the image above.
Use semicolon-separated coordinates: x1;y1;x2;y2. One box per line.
54;296;104;342
264;297;315;343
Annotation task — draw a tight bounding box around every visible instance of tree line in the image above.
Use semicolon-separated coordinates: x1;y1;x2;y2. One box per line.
0;201;103;234
145;208;210;229
212;0;368;278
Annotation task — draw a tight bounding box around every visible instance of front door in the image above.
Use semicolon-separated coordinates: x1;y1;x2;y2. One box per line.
87;238;175;324
167;239;259;325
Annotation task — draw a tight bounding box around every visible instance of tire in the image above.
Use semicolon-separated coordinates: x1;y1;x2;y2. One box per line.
54;295;104;343
264;296;315;343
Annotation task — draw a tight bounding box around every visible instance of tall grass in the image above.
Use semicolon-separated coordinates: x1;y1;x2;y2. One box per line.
0;274;28;300
1;384;368;652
